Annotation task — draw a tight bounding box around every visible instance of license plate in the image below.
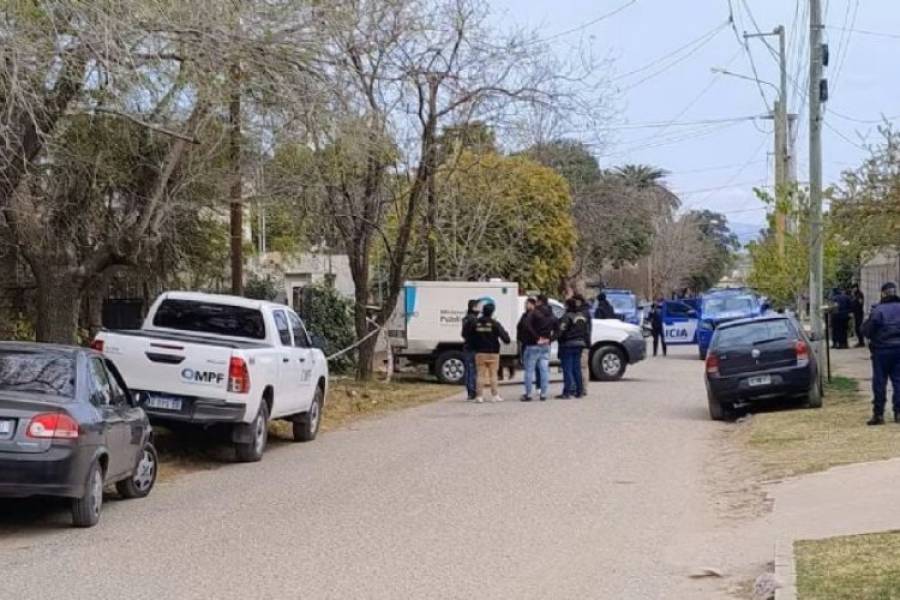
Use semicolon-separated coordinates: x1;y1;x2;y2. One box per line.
0;419;13;436
145;395;183;411
748;375;772;387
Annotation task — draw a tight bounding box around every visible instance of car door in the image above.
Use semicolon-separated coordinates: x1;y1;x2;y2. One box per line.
272;309;302;415
662;301;699;345
87;357;131;480
105;359;145;470
288;311;316;411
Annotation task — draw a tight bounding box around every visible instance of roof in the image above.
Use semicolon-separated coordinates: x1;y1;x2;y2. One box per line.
0;341;89;357
716;314;789;329
159;291;286;311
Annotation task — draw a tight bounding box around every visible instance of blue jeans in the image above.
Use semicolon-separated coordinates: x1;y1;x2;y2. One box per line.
872;348;900;417
560;346;584;396
464;351;477;399
524;345;550;398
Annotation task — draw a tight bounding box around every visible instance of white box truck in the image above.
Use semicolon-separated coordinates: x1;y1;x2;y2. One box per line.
388;280;519;384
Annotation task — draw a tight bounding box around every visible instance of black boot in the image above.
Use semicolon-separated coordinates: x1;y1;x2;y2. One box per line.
868;415;885;426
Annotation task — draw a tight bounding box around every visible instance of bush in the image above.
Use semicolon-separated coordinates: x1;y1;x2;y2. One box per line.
244;275;279;301
296;284;356;375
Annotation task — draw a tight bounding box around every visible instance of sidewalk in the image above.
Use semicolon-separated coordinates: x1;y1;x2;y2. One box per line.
772;346;895;599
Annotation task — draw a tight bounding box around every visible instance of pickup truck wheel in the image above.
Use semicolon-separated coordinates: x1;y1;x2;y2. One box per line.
436;351;466;385
591;346;627;381
116;442;158;499
72;460;103;528
293;386;324;442
235;402;269;462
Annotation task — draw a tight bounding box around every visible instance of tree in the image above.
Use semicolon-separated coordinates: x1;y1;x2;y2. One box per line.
684;209;740;291
298;0;585;379
649;213;713;298
404;151;576;289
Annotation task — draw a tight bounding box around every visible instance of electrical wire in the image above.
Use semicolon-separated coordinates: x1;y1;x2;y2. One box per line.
534;0;637;44
613;20;730;82
739;0;780;61
830;0;861;98
681;136;769;208
825;25;900;40
587;115;762;131
827;108;900;125
823;119;868;151
619;22;729;91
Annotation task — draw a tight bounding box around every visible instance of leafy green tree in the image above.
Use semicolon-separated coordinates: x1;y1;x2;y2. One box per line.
403;151;576;291
684;209;740;291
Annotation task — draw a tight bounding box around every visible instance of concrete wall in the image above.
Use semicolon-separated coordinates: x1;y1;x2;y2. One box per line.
248;251;355;309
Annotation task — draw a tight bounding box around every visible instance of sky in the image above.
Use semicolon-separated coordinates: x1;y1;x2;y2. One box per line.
490;0;900;241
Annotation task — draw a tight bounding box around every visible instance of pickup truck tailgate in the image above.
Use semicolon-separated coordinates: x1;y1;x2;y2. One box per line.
101;333;236;403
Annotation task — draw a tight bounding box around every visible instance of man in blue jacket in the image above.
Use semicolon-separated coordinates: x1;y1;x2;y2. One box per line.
862;282;900;425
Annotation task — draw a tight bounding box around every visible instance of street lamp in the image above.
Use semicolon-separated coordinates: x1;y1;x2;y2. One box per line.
710;67;779;94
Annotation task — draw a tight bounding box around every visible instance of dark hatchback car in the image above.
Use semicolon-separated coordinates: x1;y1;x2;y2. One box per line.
704;316;822;420
0;343;157;527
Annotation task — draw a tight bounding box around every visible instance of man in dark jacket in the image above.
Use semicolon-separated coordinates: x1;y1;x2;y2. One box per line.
517;297;543;392
574;293;592;396
557;297;590;399
522;295;557;401
851;285;866;347
460;299;479;400
649;299;666;357
862;282;900;425
831;288;852;349
594;292;616;320
467;302;511;403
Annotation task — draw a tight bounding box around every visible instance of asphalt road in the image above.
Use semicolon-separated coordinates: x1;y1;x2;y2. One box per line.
0;346;766;599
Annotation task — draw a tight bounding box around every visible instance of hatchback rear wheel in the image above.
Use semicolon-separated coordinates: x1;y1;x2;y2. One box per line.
72;460;104;528
707;389;728;421
116;442;158;499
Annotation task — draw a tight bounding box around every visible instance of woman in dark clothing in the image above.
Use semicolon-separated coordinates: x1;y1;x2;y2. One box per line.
649;299;666;357
558;297;590;399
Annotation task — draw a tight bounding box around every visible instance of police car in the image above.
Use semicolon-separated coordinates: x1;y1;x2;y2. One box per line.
603;289;643;326
696;289;765;360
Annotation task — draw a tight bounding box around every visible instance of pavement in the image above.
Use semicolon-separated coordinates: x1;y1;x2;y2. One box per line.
0;346;771;600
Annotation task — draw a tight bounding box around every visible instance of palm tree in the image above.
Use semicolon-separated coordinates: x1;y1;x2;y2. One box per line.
613;164;669;189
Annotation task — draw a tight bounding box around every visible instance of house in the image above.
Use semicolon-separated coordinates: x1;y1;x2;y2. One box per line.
247;250;355;310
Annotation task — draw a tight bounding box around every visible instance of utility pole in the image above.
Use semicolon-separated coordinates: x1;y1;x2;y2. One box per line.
746;26;788;255
229;3;243;296
808;0;826;371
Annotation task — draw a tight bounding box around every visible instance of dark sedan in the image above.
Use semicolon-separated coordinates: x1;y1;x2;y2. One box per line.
0;343;157;527
704;316;822;420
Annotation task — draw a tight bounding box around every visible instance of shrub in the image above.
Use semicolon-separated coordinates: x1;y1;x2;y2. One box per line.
296;284;356;375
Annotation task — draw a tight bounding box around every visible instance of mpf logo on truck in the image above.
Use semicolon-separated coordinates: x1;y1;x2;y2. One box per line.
181;368;225;385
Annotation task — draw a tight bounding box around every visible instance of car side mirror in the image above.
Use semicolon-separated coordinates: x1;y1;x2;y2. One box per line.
687;309;698;318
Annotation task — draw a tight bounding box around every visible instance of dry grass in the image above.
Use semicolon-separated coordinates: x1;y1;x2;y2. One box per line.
742;376;900;480
796;531;900;599
156;378;456;481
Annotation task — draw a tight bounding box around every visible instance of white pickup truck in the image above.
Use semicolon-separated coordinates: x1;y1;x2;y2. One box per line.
93;292;329;462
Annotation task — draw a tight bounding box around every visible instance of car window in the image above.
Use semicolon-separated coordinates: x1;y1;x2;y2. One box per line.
608;294;636;312
152;299;266;340
702;295;758;318
0;351;74;399
665;302;693;318
104;359;130;406
273;310;293;346
714;320;794;348
88;357;113;406
288;312;311;348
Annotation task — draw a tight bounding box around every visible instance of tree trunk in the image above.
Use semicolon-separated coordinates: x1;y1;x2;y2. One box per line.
353;282;375;381
33;267;83;345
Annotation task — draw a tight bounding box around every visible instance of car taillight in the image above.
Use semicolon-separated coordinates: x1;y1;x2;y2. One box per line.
705;353;720;375
26;413;79;439
90;339;104;352
228;357;250;394
796;340;810;367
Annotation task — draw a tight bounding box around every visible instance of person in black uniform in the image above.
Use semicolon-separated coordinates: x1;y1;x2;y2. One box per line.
649;299;666;357
831;288;852;349
851;285;866;347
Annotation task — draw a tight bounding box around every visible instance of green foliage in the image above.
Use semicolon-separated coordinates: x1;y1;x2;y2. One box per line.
402;151;576;291
747;186;844;309
296;285;356;375
685;209;740;291
244;275;279;301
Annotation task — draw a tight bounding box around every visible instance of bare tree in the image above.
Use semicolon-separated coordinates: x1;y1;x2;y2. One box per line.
295;0;585;379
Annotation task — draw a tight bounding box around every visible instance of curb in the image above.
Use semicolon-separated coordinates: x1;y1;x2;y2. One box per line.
774;536;797;600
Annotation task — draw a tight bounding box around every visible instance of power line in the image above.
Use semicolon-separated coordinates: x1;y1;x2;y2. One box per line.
739;0;780;61
615;22;730;91
823;119;868;151
825;25;900;40
613;21;729;81
827;108;900;124
535;0;637;44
